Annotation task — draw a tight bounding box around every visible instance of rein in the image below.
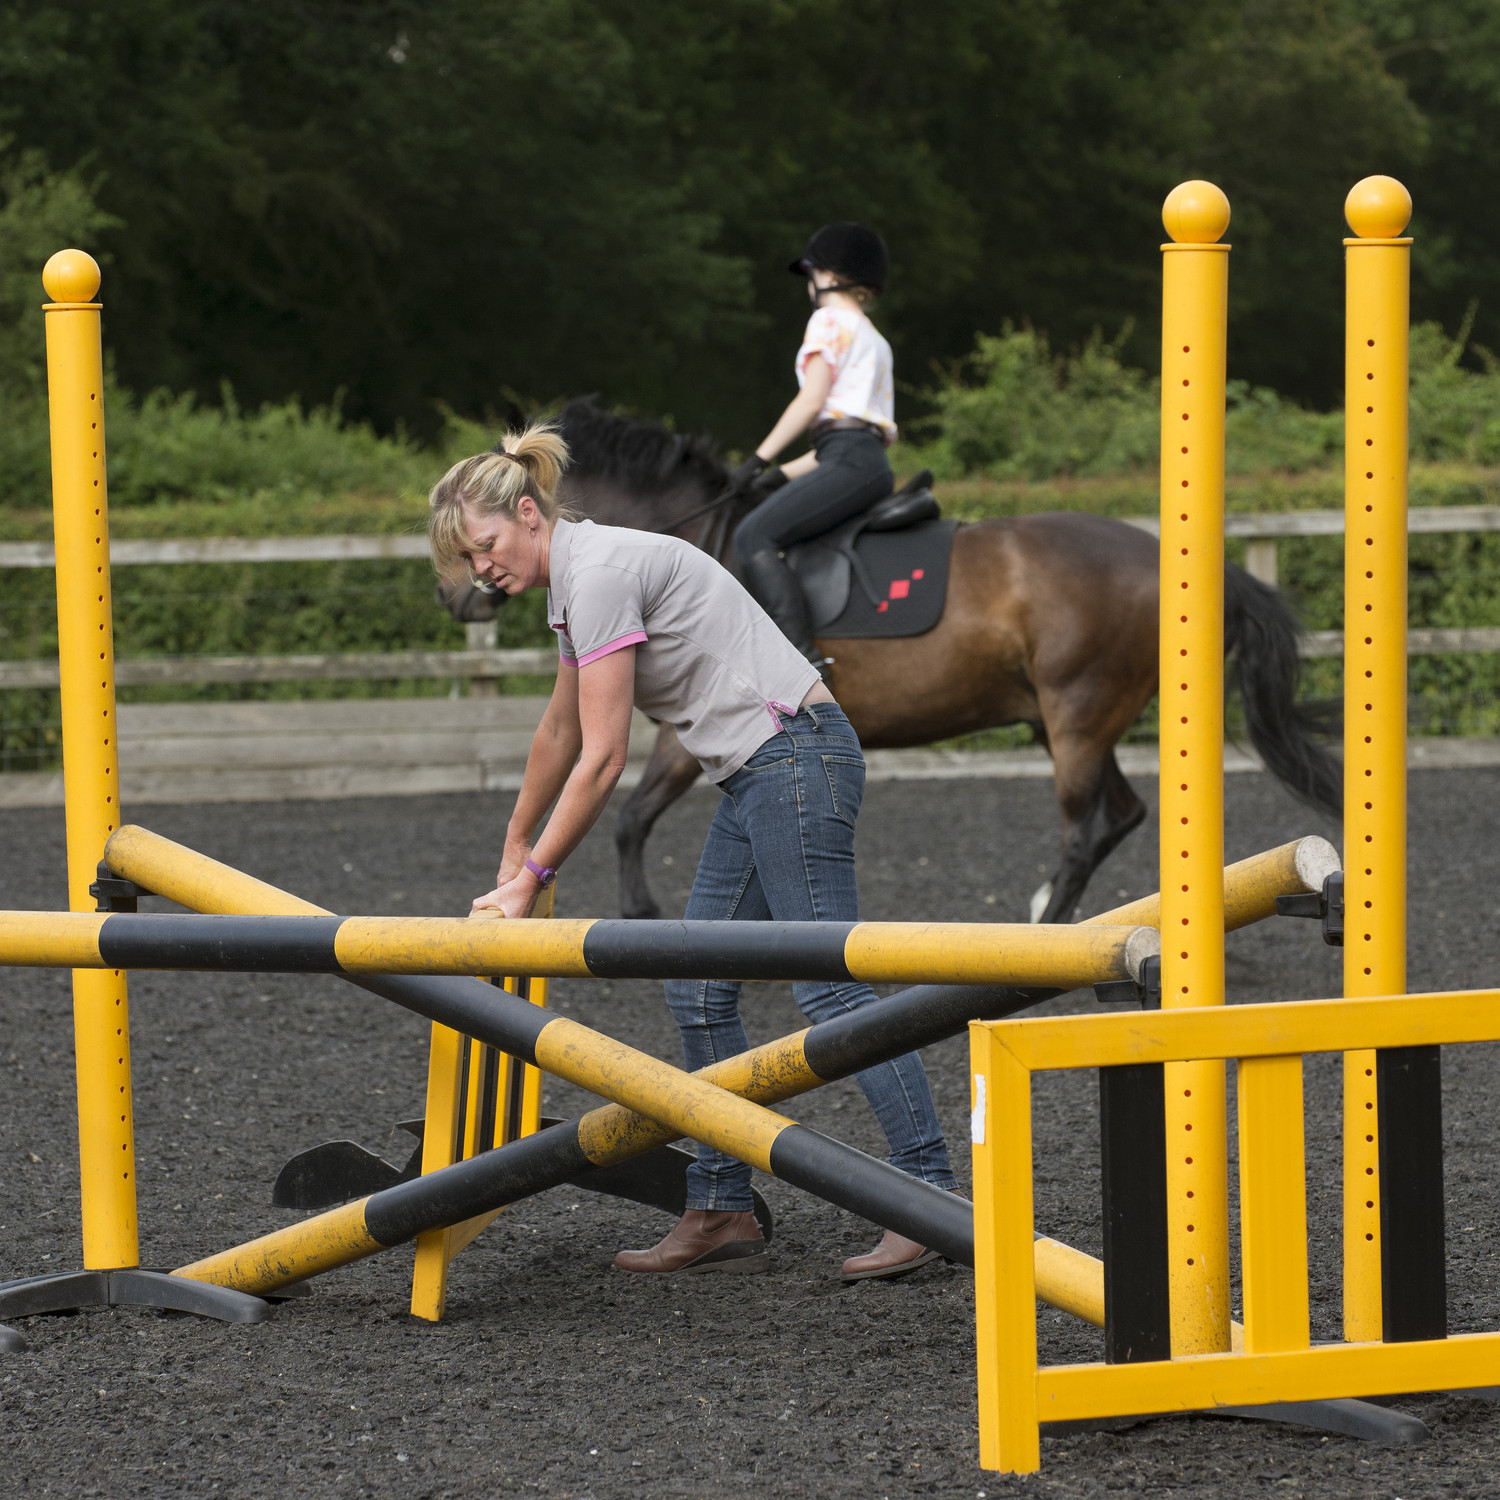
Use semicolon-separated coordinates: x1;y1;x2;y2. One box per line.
649;485;739;536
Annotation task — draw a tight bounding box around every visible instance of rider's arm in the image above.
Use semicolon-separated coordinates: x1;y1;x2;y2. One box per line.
477;648;637;916
754;354;833;462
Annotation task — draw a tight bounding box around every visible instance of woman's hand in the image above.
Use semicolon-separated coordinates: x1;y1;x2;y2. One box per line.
471;870;541;920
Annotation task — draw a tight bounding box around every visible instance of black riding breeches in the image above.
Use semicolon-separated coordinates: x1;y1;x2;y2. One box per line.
733;429;894;562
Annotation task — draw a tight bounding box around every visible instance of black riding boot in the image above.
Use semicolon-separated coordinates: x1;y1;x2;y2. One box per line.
740;548;829;680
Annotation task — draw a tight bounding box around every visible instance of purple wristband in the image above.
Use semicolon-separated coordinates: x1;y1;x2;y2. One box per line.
524;858;558;888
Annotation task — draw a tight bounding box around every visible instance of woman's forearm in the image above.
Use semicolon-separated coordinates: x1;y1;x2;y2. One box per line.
528;749;628;870
505;711;581;852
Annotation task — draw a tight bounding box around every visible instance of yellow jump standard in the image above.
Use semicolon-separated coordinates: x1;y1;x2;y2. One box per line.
1158;178;1233;1360
0;255;270;1351
1342;174;1415;1343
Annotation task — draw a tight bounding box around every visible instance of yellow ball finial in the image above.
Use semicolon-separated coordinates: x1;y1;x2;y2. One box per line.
42;249;101;304
1345;175;1412;239
1162;181;1231;244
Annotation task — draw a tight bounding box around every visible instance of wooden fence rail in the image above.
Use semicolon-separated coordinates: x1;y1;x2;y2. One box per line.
2;506;1498;573
4;508;1500;690
4;630;1500;691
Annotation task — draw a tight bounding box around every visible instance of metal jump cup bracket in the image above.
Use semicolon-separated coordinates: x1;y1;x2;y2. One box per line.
1275;870;1343;946
1093;953;1162;1011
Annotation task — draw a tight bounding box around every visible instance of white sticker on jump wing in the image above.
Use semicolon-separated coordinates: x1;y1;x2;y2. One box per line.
971;1073;986;1145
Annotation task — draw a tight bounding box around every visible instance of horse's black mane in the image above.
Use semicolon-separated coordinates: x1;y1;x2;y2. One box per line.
556;396;727;493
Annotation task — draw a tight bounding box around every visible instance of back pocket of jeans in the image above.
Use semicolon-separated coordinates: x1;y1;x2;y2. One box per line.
820;753;866;826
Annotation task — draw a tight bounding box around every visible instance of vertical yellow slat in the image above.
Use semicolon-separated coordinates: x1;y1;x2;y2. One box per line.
409;1021;468;1321
1158;181;1233;1356
1237;1055;1310;1352
970;1024;1040;1475
43;250;138;1271
520;974;548;1135
1341;175;1413;1343
462;1036;485;1157
410;886;555;1317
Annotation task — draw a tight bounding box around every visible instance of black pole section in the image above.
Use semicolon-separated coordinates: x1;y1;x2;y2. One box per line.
347;973;553;1067
1377;1045;1447;1342
767;1126;973;1263
365;1122;598;1245
801;985;1059;1079
581;920;858;979
1100;1063;1171;1363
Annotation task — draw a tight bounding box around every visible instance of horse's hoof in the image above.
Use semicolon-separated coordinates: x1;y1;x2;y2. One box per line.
1028;881;1054;924
620;901;662;921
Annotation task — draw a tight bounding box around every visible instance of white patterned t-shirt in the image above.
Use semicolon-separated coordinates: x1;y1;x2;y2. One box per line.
795;306;896;443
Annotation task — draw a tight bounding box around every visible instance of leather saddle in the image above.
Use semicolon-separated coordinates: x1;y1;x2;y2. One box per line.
784;469;940;630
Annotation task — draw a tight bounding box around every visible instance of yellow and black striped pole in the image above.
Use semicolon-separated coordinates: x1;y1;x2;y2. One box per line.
0;908;1156;991
1341;175;1413;1343
1158;180;1233;1357
43;249;137;1270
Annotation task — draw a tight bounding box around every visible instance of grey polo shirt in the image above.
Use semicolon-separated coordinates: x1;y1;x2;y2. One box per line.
546;518;821;782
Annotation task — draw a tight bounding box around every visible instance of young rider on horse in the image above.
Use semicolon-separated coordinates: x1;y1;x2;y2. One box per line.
428;420;957;1281
730;223;897;678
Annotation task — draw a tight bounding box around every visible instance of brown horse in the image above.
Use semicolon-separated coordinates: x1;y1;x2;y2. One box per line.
499;399;1340;922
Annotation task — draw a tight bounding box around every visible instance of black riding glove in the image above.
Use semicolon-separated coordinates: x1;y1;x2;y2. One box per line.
750;465;788;496
728;454;769;493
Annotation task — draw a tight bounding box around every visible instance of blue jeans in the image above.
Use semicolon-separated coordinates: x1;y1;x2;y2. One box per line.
664;702;957;1211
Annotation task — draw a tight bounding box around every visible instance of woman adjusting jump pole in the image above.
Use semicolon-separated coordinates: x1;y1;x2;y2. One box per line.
427;409;957;1281
729;223;897;679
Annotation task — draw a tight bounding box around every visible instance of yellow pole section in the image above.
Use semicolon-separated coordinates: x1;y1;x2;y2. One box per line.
1158;181;1232;1356
1236;1054;1310;1353
43;249;137;1270
1341;174;1413;1343
1095;835;1338;934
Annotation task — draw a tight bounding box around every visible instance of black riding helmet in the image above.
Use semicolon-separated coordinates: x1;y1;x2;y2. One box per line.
789;222;889;295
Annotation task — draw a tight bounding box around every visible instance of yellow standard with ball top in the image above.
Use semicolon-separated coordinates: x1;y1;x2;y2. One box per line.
0;255;272;1347
1341;176;1413;1343
1158;180;1232;1357
43;249;138;1268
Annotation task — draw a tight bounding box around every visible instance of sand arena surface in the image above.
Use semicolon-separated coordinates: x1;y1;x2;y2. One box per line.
3;769;1500;1497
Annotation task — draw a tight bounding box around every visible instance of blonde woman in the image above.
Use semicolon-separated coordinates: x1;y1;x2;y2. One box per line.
428;422;957;1281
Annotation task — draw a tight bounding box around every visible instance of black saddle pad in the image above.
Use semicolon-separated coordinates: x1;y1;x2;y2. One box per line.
788;518;957;639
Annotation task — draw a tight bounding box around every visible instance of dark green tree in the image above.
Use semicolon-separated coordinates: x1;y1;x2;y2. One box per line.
0;0;1447;445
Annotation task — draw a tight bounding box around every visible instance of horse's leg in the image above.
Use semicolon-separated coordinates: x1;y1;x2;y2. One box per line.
1034;733;1147;924
614;723;704;919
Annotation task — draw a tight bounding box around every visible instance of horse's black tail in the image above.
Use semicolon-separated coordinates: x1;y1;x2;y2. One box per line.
1224;563;1342;819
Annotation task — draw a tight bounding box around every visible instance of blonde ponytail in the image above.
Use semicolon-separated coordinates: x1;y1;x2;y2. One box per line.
428;420;575;576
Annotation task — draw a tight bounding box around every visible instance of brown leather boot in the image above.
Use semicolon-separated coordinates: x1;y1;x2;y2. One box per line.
841;1188;966;1283
840;1228;941;1283
614;1210;768;1275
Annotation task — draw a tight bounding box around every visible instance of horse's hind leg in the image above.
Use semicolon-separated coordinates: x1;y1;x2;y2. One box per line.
615;723;704;919
1035;738;1146;924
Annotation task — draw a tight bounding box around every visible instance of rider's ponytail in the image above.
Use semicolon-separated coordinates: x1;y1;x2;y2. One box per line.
428;419;576;577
